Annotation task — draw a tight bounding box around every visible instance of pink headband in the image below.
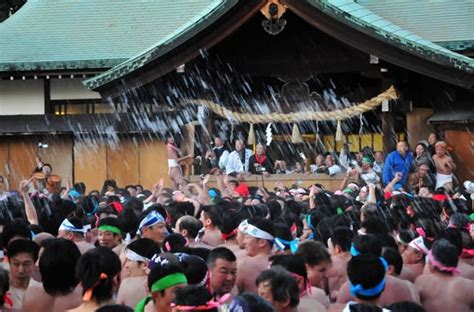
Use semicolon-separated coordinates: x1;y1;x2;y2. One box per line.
428;250;460;275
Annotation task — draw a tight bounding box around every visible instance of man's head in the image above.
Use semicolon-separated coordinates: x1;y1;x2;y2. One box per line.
7;239;39;287
207;247;237;296
402;236;427;265
199;206;221;230
416;163;430;179
295;241;331;286
434;141;448;157
269;255;308;295
214;137;223;148
124;238;160;278
256;267;299;312
146;253;187;311
381;247;403;277
125;185;138;197
325;154;335;167
374;152;383;163
39;238;81;296
234;139;244;152
166;133;175;144
352;234;383;257
42;163;52;176
174;215;202;240
2;219;31;249
76;247;122;304
57;216;85;241
138;210;168;245
396;141;408;156
97;217;122;249
244;217;275;257
428;239;459;275
328;227;354;255
347;254;386;302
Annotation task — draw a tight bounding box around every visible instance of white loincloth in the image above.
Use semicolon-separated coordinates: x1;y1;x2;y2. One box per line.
168;159;179;168
436;172;453;189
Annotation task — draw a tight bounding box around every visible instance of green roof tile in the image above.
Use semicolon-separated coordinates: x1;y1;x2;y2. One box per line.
312;0;474;73
356;0;474;50
85;0;237;90
0;0;231;72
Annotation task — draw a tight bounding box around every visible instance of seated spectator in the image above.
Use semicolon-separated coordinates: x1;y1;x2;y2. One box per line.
249;143;273;175
310;154;326;174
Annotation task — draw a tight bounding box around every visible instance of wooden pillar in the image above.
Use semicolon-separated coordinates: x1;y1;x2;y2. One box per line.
381;112;396;155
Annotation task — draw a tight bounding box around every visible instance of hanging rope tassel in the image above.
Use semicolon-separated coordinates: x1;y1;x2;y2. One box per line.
335;120;343;141
247;123;256;145
291;124;303;143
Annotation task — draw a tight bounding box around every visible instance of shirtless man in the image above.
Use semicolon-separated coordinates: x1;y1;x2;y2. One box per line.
326;227;353;301
236;218;274;293
199;206;223;247
295;241;331;307
207;247;237;300
415;239;474;312
174;215;210;249
402;236;429;280
432;141;456;191
336;235;413;306
57;217;94;254
22;239;82;312
166;133;190;190
5;239;41;310
117;239;160;308
137;210;168;247
330;255;389;312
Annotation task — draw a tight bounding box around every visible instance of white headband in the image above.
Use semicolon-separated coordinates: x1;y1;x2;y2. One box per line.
238;219;249;232
59;218;84;233
245;224;274;241
126;249;149;263
409;236;429;254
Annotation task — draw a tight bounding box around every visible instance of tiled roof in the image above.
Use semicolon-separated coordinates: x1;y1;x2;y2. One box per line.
0;0;232;72
356;0;474;51
311;0;474;73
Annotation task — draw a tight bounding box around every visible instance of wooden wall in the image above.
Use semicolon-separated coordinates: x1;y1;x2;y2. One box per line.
444;130;474;183
0;136;171;193
0;136;73;191
407;108;435;148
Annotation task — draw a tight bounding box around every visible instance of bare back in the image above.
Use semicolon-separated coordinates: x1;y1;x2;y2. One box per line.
116;276;147;309
236;254;270;293
416;273;474;312
326;254;350;301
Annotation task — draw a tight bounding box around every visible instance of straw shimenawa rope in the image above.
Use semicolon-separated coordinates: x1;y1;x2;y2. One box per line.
184;86;398;123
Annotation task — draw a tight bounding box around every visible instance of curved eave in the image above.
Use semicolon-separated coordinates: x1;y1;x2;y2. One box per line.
86;0;265;95
285;0;474;89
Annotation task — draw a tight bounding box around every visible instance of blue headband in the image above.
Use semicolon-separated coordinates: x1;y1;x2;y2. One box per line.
306;215;315;230
138;211;166;234
350;277;385;297
275;237;300;253
208;189;218;198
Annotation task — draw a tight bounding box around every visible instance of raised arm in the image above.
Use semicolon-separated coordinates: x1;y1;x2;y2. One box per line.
20;178;38;225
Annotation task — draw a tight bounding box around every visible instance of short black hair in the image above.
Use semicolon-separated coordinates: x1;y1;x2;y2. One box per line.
330;227;354;252
127;238;160;260
2;218;31;248
7;239;39;262
175;253;208;286
177;216;202;239
207;247;236;268
347;255;386;300
437;228;463;257
40;238;81;295
76;247;121;304
295;241;331;266
174;285;216;312
163;234;188;253
269;254;307;286
352;234;383;257
430;239;459;273
382;247;403;276
201;205;222;226
256;266;299;308
125;185;137;192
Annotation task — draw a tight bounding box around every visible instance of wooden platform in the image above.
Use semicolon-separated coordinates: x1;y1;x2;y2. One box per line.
189;173;346;192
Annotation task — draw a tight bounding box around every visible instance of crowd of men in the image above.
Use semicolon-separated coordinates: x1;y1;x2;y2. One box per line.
0;131;472;312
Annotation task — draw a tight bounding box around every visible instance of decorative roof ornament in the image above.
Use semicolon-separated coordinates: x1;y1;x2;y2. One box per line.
260;0;287;35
